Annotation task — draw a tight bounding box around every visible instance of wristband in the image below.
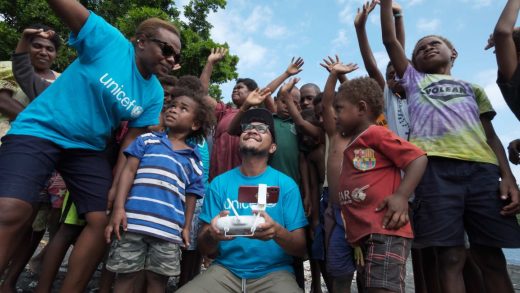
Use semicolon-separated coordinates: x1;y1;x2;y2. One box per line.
393;12;402;18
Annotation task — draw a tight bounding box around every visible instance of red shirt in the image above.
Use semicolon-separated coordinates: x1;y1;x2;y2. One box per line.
209;102;242;181
338;125;425;244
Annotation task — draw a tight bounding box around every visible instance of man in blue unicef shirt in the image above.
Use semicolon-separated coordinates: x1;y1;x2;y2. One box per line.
177;108;308;293
0;0;181;291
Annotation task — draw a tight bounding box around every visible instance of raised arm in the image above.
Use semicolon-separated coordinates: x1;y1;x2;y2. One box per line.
355;0;386;89
320;56;359;137
46;0;90;36
200;47;228;110
380;0;408;78
493;0;520;81
393;2;405;49
227;88;272;136
263;57;304;113
279;78;322;140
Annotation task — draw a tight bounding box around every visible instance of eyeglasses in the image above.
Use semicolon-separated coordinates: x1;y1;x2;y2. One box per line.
149;38;181;64
241;123;269;134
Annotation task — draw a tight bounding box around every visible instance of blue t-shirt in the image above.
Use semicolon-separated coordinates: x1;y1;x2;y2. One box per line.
200;166;308;279
124;132;204;244
8;12;163;150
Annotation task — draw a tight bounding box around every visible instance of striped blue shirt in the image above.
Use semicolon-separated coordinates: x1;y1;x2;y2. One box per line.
124;132;204;244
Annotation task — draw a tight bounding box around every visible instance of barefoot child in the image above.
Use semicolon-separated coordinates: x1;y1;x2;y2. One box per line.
104;88;213;293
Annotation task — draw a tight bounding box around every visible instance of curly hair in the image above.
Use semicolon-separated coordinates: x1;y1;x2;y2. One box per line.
176;75;204;97
236;78;258;91
412;35;456;68
336;77;383;120
158;75;177;87
164;87;215;143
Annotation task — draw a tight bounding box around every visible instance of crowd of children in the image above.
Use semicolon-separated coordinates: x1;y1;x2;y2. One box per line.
0;0;520;292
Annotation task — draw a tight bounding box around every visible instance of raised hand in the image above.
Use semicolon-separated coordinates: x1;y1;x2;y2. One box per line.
279;78;300;97
207;47;228;64
484;33;496;50
285;57;304;76
391;0;402;15
320;55;341;72
242;87;272;109
354;0;379;28
22;28;56;40
332;62;359;75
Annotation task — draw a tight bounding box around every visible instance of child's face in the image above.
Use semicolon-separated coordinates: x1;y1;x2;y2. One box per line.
276;88;301;119
385;65;405;97
413;36;455;73
163;95;200;133
334;98;360;136
162;84;175;105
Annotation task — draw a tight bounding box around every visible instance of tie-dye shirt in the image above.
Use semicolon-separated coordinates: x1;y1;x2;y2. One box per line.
400;65;497;165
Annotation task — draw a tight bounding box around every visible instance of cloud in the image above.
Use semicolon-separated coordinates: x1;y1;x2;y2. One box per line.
244;6;273;32
458;0;492;8
234;39;268;69
208;6;271;69
338;4;355;24
332;29;349;52
475;69;507;110
373;51;390;74
416;18;441;32
407;0;424;6
264;24;288;39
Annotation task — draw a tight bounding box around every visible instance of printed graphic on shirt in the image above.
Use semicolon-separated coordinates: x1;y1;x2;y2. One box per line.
423;80;469;102
338;185;370;205
353;148;376;171
99;73;143;118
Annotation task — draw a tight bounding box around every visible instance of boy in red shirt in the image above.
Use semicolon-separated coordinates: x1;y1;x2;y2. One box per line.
333;72;427;293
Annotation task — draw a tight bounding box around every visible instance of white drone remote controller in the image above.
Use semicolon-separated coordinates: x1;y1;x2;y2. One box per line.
216;215;265;237
216;184;269;237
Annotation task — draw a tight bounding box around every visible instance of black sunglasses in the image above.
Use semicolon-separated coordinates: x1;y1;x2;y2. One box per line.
149;38;181;64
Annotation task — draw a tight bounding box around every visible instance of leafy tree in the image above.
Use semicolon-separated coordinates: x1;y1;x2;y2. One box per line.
0;0;238;100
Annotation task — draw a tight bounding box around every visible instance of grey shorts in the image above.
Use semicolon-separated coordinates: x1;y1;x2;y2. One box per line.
106;232;181;277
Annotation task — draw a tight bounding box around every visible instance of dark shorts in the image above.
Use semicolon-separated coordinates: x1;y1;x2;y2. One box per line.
412;157;520;249
360;234;410;293
311;187;328;260
0;135;112;214
326;203;356;277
